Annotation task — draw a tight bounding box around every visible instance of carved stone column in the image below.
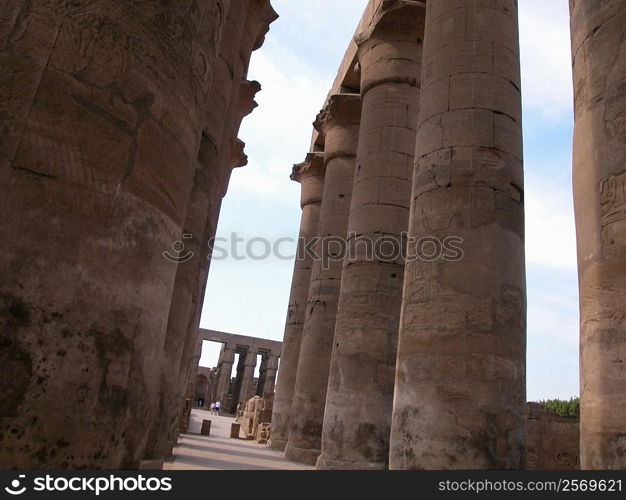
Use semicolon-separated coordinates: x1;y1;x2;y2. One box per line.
170;0;277;454
285;94;361;465
238;350;257;406
570;0;626;470
317;0;425;470
214;344;236;403
262;354;279;395
271;153;325;450
390;0;526;469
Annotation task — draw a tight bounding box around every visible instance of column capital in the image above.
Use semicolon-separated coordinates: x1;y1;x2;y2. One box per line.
238;80;262;122
356;0;425;45
244;350;257;366
314;93;362;139
291;152;325;182
266;354;279;370
250;0;280;51
355;0;425;95
291;152;325;208
230;138;248;169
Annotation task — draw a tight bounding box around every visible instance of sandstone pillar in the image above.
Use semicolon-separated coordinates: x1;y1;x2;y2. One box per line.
270;153;325;450
0;0;227;469
285;94;362;465
215;345;236;403
317;1;424;470
570;0;626;470
389;0;526;469
256;355;268;396
238;350;258;406
262;354;279;395
168;0;277;452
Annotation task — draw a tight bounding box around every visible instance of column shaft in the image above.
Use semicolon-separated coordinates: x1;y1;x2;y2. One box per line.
318;1;424;470
239;351;258;405
0;0;224;469
271;153;325;450
170;0;277;449
262;354;279;395
570;0;626;470
215;345;236;403
390;0;526;469
286;94;361;465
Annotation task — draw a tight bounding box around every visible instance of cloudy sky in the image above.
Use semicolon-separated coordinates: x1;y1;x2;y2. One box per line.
199;0;579;402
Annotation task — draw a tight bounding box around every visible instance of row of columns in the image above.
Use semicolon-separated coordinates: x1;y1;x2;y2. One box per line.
274;0;626;470
212;343;280;411
0;0;272;469
144;0;278;464
271;154;326;449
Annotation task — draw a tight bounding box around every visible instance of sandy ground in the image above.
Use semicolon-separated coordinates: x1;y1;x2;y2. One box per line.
164;409;313;470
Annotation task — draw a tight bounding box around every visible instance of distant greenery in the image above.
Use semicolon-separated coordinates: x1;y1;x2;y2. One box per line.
539;398;580;419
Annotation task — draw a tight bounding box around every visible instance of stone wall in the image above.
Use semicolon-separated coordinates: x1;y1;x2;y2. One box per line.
526;403;580;470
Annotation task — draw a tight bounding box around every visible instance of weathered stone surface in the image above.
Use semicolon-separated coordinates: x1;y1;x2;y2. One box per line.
526;403;579;470
570;0;626;471
0;0;228;469
144;0;277;463
271;153;325;451
389;0;526;470
169;0;277;455
201;420;212;436
0;0;277;468
285;94;361;465
317;1;425;470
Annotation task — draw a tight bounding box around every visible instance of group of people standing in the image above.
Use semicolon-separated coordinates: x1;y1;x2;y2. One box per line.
209;401;222;415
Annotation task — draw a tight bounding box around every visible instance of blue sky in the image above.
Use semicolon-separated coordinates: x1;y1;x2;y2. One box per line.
199;0;579;402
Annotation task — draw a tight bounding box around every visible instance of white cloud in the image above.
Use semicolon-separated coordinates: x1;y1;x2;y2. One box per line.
525;169;578;270
231;45;333;203
519;0;574;121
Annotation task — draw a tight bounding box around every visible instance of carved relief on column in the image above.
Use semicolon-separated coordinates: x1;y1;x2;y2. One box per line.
318;0;425;470
390;0;526;470
570;0;626;471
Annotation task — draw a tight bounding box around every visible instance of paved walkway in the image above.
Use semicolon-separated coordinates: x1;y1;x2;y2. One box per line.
164;409;313;470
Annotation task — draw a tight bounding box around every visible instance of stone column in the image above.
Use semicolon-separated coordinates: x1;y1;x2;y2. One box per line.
317;1;424;470
0;0;227;469
389;0;526;470
145;0;277;461
570;0;626;470
256;355;268;396
262;354;279;395
285;94;361;465
170;0;277;452
238;350;258;406
270;153;325;450
215;344;236;403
